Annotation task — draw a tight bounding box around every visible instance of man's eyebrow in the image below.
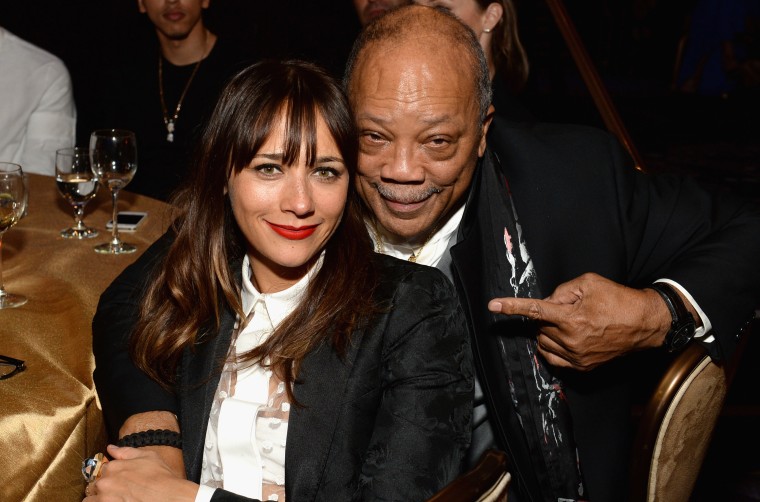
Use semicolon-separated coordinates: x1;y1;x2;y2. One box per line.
356;113;454;125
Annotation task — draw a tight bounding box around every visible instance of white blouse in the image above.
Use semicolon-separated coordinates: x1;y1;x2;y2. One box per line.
196;254;321;502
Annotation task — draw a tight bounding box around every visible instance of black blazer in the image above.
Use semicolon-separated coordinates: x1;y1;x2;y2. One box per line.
456;117;760;501
93;240;474;501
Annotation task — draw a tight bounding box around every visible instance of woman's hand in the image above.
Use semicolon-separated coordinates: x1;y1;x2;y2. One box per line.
118;411;187;478
84;444;198;502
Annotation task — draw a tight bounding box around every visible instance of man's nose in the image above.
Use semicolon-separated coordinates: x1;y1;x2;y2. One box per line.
380;143;425;183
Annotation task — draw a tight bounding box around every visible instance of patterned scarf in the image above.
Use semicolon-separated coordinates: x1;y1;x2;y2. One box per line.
476;153;587;501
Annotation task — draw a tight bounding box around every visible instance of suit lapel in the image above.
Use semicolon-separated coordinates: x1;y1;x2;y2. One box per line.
180;259;243;480
488;117;596;293
285;338;356;501
450;156;544;501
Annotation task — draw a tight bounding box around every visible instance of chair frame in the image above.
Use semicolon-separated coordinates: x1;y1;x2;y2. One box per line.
629;321;752;502
428;449;510;502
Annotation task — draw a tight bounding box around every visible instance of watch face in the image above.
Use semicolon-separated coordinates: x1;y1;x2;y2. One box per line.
669;323;696;351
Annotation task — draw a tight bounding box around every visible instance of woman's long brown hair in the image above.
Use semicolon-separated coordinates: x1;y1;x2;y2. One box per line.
130;60;378;400
478;0;529;92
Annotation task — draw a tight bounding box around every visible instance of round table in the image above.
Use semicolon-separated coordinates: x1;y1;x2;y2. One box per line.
0;173;173;502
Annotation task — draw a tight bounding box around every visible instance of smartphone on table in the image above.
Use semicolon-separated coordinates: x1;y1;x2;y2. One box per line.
106;211;147;232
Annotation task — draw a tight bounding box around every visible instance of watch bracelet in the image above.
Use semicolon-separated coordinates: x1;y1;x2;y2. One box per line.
650;282;695;351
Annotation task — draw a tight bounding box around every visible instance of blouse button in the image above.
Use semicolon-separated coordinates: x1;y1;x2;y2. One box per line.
219;390;228;399
276;382;285;394
281;402;290;412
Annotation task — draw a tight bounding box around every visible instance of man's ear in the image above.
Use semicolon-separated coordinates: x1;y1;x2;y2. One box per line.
202;0;211;9
478;104;495;157
137;0;146;14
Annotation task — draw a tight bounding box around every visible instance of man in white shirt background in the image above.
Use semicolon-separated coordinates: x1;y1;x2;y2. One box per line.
0;26;76;176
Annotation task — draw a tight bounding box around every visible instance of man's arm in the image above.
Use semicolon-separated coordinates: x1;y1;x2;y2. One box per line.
487;273;703;370
118;411;186;478
21;60;76;175
92;231;184;473
487;123;760;370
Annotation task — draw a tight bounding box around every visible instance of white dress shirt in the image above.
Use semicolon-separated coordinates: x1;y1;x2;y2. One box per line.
0;27;76;176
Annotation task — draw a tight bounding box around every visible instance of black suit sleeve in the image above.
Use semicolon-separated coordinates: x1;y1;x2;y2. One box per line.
492;118;760;362
605;133;760;360
92;230;179;440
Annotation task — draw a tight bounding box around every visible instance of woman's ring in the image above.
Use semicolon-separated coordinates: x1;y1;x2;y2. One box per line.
82;452;108;483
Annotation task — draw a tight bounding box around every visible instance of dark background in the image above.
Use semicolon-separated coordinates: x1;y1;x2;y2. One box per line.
1;0;757;196
2;1;758;499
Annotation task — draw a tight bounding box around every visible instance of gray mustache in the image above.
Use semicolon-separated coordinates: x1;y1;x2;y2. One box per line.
372;183;442;204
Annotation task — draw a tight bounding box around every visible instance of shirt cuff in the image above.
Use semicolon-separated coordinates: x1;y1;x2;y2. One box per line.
195;484;217;502
655;278;714;343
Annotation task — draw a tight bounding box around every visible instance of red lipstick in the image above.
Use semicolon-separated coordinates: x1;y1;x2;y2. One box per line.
267;223;318;240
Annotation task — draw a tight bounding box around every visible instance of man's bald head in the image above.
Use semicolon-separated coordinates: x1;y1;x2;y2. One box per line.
345;4;494;245
344;4;492;124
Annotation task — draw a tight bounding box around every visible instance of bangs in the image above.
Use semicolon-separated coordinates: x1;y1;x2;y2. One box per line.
211;60;357;179
281;96;320;168
227;101;319;175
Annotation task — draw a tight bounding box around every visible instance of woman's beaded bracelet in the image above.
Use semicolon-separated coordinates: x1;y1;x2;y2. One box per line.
116;429;182;449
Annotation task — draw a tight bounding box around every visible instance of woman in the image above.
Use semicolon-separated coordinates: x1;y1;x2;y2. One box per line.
414;0;533;122
414;0;528;90
89;60;472;501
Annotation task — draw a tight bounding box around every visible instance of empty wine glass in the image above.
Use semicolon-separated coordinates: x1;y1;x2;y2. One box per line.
56;147;99;239
89;129;138;254
0;162;28;309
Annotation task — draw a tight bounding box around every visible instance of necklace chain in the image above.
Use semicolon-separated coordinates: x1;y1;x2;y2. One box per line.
158;54;203;143
368;219;438;263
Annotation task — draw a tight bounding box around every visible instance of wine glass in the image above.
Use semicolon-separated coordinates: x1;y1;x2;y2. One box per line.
56;147;99;239
89;129;138;254
0;162;28;309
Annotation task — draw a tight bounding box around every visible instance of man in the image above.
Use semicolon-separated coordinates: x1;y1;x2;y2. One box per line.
91;5;760;502
352;0;410;25
343;5;760;501
0;26;76;175
86;0;256;201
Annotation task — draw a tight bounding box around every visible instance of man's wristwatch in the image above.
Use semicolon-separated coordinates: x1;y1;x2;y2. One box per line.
650;282;697;352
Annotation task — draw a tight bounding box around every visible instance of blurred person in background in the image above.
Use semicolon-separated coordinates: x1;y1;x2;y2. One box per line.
414;0;533;121
353;0;411;26
85;0;257;201
0;26;76;176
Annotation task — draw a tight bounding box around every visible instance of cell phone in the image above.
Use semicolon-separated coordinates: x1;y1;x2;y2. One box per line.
106;211;147;232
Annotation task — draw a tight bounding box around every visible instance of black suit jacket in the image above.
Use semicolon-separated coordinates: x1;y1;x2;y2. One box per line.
454;117;760;501
93;240;473;501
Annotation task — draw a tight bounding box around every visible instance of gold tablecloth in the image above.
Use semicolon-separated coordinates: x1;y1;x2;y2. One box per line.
0;174;173;502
